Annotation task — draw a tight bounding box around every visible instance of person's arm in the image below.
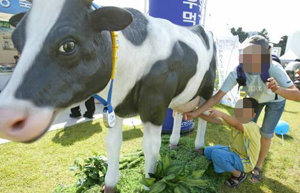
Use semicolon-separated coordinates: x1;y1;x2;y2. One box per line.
208;109;244;132
276;85;300;101
199;114;223;125
183;90;226;120
267;77;300;101
184;69;239;120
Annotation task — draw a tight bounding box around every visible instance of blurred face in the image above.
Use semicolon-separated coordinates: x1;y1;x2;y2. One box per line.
234;99;256;123
239;44;270;74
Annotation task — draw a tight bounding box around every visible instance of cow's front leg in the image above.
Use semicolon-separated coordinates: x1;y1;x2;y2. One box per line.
194;98;208;154
169;111;182;149
104;116;123;193
194;117;207;155
143;122;162;177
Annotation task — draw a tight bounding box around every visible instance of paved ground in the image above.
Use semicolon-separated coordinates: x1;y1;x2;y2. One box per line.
0;102;142;144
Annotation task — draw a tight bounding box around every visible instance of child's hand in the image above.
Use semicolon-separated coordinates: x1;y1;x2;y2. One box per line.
183;111;197;120
208;108;222;119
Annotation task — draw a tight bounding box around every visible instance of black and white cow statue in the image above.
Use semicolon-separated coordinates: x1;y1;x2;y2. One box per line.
0;0;216;192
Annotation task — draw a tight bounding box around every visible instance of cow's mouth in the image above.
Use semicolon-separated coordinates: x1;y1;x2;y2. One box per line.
0;105;56;143
22;111;57;143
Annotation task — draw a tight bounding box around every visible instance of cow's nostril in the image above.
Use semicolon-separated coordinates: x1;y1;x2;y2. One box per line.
11;119;26;131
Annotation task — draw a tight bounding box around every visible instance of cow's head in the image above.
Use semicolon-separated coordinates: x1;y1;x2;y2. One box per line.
0;0;132;142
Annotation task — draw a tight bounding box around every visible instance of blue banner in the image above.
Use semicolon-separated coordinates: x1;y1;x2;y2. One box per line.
0;1;100;15
149;0;203;26
0;0;31;14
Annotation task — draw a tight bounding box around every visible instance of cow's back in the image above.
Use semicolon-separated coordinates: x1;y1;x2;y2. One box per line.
104;8;216;124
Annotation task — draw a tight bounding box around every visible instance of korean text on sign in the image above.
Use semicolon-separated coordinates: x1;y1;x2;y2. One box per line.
182;0;202;26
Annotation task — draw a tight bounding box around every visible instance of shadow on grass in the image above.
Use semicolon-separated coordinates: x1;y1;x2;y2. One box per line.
222;175;298;193
284;110;298;114
123;127;143;141
262;177;298;193
52;121;103;146
220;176;299;193
275;134;294;141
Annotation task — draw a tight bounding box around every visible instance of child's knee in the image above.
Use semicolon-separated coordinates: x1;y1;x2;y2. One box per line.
211;149;223;162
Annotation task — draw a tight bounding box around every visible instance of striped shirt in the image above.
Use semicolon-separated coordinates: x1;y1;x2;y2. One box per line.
230;122;261;172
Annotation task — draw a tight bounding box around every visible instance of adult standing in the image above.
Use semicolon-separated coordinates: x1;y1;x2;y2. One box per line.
70;96;95;119
285;59;300;81
184;35;300;183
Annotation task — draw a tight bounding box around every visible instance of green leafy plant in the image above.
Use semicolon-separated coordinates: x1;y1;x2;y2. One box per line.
119;150;144;170
70;155;108;192
56;138;219;193
141;155;208;193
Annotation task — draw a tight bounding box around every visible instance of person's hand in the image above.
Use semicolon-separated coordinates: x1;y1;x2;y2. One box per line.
296;69;300;76
208;108;222;119
183;111;197;120
266;77;279;92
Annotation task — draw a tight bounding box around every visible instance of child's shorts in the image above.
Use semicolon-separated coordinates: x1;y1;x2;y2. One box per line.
204;145;244;173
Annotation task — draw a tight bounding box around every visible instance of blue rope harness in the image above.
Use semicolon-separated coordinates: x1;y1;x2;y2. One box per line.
92;3;116;128
93;79;114;115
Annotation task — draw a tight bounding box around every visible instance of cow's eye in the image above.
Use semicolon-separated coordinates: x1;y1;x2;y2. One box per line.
59;39;77;55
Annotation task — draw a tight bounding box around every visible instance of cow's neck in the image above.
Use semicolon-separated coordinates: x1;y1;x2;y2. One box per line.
96;30;113;81
93;31;118;106
98;31;151;108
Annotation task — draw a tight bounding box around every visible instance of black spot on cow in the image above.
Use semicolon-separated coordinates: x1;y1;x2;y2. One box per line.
194;44;217;100
11;13;27;53
115;41;198;125
14;1;114;108
190;25;210;50
121;8;149;46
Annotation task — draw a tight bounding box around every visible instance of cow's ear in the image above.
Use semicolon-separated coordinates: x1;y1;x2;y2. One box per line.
9;12;26;27
89;7;133;31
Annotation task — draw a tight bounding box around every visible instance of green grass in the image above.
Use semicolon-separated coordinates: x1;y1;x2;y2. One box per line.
0;100;300;193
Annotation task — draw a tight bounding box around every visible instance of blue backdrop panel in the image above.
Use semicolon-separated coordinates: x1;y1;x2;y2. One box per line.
149;0;202;26
0;1;100;14
162;109;194;134
0;0;31;14
149;0;202;133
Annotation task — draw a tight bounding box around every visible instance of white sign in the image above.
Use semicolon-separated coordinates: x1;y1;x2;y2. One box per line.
272;47;282;57
216;35;241;107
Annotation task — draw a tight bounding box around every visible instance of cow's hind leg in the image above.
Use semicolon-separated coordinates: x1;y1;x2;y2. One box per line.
104;116;123;193
143;122;162;177
169;111;182;149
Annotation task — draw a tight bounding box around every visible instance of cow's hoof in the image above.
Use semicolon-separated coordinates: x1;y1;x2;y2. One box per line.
196;148;204;155
169;144;178;150
103;185;116;193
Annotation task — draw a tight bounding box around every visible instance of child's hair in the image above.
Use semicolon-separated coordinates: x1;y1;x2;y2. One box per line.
243;98;259;114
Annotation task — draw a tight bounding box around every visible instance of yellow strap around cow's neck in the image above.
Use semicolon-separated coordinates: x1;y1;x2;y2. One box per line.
110;31;118;79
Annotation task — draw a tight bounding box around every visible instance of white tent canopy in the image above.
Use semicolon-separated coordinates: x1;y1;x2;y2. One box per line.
281;50;299;61
280;31;300;62
214;31;241;107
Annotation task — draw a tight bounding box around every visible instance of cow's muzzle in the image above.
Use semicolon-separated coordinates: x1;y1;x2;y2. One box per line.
0;103;54;143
